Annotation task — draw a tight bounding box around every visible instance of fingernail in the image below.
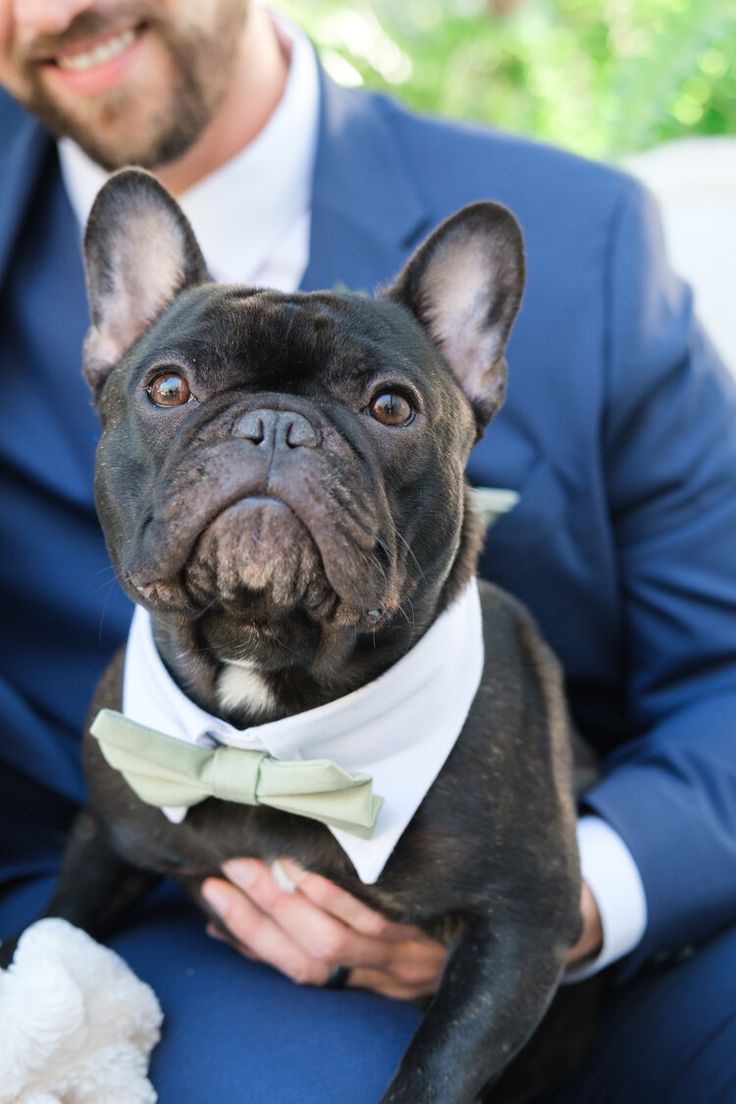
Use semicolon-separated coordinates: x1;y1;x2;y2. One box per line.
278;858;304;883
201;878;230;914
222;858;258;888
271;859;296;893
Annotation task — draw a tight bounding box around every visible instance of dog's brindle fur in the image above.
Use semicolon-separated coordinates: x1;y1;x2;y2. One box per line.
15;171;586;1103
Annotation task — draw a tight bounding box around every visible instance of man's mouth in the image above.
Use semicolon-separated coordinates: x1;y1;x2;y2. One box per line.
38;22;147;94
55;26;139;72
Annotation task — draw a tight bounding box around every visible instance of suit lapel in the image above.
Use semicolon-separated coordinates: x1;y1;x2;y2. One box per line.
0;99;53;292
301;72;431;293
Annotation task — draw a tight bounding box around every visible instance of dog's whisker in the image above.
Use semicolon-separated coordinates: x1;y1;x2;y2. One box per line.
94;565;119;580
96;577;121;639
393;527;424;579
355;545;388;584
397;597;416;636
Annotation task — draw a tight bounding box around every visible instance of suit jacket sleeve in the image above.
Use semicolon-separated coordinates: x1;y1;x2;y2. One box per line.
583;179;736;980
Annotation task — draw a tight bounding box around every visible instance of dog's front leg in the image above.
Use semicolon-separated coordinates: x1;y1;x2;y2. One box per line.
379;918;566;1104
0;808;159;967
44;808;160;938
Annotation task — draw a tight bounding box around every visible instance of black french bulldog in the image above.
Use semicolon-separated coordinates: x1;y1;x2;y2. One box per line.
10;170;588;1103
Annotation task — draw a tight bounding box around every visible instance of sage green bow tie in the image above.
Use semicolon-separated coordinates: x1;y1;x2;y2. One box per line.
91;709;383;839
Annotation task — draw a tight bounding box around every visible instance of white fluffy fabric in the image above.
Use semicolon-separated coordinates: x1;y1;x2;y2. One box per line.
0;919;162;1104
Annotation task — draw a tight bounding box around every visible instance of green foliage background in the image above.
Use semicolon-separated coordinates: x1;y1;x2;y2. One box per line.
278;0;736;159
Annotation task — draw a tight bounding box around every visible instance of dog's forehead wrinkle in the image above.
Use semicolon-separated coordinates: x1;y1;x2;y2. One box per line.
148;291;435;401
146;296;232;356
289;292;427;353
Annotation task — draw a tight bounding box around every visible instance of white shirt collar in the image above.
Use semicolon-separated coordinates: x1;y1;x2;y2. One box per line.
123;581;485;884
58;14;320;291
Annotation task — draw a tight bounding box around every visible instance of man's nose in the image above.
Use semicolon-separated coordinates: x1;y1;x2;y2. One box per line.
12;0;91;38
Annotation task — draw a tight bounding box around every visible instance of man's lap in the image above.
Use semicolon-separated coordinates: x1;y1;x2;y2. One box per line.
2;874;735;1103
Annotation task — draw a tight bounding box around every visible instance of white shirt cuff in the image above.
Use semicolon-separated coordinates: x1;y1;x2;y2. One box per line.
564;815;648;982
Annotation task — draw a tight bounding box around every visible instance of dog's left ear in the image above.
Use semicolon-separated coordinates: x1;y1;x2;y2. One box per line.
386;202;525;425
83;168;208;396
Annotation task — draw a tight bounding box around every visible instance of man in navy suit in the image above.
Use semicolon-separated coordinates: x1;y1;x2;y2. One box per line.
0;2;735;1100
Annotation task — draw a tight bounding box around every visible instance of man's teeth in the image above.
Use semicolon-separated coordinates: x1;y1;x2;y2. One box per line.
57;29;137;72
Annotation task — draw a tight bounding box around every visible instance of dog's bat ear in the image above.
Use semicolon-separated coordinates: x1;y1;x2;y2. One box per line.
385;202;525;425
82;168;208;396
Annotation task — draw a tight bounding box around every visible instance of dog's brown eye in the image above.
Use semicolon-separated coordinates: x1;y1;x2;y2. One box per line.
369;392;414;426
148;373;191;407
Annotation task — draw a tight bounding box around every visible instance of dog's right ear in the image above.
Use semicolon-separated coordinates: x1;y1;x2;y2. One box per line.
82;168;207;396
385;202;525;428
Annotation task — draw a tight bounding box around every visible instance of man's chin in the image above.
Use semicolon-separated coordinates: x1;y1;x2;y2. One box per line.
14;45;209;171
6;0;250;168
25;87;196;172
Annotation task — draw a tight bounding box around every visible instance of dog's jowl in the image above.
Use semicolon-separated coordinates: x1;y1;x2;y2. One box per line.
21;171;584;1104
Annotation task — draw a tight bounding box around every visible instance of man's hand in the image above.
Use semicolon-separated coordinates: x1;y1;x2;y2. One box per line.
566;880;604;967
201;860;603;997
201;859;444;999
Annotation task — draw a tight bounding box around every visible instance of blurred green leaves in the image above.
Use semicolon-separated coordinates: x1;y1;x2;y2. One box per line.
278;0;736;157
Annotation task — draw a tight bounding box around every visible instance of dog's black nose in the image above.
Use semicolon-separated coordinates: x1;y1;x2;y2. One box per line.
232;409;320;450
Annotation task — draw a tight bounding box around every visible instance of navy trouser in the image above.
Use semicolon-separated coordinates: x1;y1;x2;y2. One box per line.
2;874;735;1104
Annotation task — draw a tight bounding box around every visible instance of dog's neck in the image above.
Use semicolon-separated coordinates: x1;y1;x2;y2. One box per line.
149;584;446;726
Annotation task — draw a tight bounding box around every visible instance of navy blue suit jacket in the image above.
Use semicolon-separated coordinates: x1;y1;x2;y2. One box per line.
1;71;735;981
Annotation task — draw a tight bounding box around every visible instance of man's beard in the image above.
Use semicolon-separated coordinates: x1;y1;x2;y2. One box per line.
15;1;250;171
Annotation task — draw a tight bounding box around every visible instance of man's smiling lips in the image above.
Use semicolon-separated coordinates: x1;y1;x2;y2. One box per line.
36;22;148;97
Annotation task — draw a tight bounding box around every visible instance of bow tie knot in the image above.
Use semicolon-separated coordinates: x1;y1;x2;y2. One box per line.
91;709;383;839
200;743;263;805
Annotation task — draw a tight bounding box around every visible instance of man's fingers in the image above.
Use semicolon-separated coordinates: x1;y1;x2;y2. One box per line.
206;921;258;959
201;876;333;986
347;961;442;1001
221;859;407;971
208;859;447;999
276;858;433;943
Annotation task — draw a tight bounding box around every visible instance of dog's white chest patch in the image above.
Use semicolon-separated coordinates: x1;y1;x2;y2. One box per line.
217;660;277;717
